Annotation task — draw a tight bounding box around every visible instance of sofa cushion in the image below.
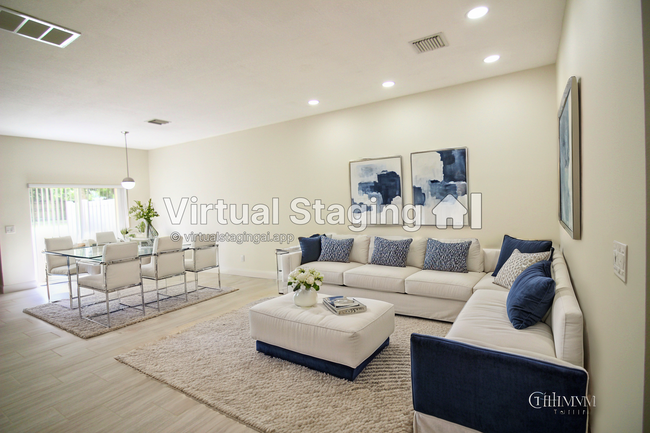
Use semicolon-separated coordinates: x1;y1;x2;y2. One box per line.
328;234;370;264
492;235;553;276
370;237;413;267
299;234;323;265
434;238;484;272
494;249;552;289
507;261;556;330
472;274;509;292
318;237;354;263
343;264;421;293
446;289;556;359
301;261;364;285
405;270;485;302
423;239;472;273
368;236;427;268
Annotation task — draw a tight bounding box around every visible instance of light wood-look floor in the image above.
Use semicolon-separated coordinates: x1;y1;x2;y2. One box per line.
0;273;278;433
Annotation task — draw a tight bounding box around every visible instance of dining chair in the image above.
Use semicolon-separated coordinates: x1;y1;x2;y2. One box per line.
96;231;119;246
44;236;85;308
141;236;187;310
184;240;220;291
75;242;144;328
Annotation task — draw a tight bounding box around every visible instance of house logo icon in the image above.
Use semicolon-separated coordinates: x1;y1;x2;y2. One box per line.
431;194;467;229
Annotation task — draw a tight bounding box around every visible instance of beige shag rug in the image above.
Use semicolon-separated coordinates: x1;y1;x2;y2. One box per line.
116;300;452;433
23;282;237;339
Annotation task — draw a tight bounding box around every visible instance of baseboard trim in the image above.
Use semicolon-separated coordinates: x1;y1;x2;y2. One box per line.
222;268;275;280
2;280;38;292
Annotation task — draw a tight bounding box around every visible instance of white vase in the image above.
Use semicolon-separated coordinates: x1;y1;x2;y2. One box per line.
293;287;318;308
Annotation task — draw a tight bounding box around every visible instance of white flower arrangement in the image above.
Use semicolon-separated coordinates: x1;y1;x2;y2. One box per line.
288;267;324;292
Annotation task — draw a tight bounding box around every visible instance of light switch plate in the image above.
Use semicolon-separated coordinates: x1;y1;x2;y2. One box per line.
613;241;627;283
5;225;15;234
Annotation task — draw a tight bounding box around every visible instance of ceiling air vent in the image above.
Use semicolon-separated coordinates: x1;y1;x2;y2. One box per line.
410;33;447;53
146;119;170;126
0;6;80;48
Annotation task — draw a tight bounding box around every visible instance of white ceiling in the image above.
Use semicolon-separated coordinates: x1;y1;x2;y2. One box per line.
0;0;566;150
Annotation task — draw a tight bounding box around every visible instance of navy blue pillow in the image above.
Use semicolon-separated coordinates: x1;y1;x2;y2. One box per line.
370;237;413;267
423;239;471;273
506;261;556;330
299;234;322;265
492;235;553;277
318;237;354;263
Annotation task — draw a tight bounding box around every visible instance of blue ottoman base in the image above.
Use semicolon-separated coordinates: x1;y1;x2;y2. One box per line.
256;337;389;381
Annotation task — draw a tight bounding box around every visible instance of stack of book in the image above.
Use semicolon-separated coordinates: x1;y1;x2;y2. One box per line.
323;296;367;315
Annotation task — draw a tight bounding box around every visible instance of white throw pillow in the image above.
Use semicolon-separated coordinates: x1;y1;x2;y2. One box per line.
367;236;426;268
434;238;483;272
327;234;370;264
494;249;552;289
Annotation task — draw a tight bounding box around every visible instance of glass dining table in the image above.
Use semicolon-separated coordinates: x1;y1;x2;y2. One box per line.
43;244;186;309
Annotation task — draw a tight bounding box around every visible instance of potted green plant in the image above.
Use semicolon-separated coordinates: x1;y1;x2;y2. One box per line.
129;199;160;240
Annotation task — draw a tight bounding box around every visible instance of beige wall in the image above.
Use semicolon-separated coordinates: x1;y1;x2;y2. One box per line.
149;65;558;278
0;136;150;290
556;0;646;431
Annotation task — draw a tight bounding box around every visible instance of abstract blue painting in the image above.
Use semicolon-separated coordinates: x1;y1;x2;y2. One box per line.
349;156;402;225
558;76;581;239
411;148;468;227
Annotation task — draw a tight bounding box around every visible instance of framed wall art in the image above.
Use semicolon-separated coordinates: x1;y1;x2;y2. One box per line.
349;156;402;225
558;76;581;240
411;148;468;228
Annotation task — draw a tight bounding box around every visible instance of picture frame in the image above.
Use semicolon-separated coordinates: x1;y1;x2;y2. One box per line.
558;76;581;240
349;156;403;225
411;148;468;228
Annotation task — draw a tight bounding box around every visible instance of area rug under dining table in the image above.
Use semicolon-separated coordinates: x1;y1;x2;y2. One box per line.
116;299;452;433
23;282;237;339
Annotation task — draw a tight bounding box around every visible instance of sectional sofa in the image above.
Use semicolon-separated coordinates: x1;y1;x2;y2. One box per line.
277;233;589;433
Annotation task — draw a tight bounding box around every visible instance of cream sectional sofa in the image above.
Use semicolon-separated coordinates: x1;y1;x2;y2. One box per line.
279;234;494;322
278;233;588;433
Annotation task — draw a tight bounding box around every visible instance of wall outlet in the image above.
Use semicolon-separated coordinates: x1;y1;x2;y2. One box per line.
613;241;627;283
241;255;245;262
5;225;15;234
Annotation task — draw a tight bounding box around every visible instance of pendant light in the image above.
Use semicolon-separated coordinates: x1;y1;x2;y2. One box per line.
121;131;135;189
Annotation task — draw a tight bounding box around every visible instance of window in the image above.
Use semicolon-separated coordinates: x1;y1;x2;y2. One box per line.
29;185;128;282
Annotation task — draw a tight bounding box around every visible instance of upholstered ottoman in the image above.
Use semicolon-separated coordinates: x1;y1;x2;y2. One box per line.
249;293;395;380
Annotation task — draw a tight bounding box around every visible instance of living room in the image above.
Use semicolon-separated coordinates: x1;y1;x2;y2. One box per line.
0;0;648;432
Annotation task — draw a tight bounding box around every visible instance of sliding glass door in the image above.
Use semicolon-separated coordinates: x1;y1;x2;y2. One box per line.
29;186;128;283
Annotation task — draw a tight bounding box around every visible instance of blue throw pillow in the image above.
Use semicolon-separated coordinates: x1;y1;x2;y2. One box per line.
506;261;556;330
492;235;553;277
423;239;471;273
299;234;322;265
370;237;413;267
318;237;354;263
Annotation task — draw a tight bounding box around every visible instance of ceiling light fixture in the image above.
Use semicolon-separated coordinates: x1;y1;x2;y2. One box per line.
121;131;135;190
308;100;319;105
484;54;500;63
382;81;395;88
467;6;489;19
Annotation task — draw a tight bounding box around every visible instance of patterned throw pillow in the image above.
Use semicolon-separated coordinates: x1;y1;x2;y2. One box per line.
370;237;413;267
494;249;552;289
318;237;354;263
423;239;472;273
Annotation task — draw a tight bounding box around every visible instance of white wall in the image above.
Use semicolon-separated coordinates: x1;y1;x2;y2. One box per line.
0;136;150;291
149;65;558;278
556;0;646;431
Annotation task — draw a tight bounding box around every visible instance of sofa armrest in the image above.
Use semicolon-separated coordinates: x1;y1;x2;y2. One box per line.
411;334;589;433
276;247;302;283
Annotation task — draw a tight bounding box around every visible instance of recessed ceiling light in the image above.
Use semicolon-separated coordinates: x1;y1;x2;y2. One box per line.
467;6;489;19
484;54;500;63
308;100;319;105
382;81;395;88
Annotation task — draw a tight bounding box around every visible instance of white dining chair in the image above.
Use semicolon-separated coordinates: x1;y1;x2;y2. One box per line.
141;236;187;310
44;236;85;308
75;242;144;328
96;231;119;246
184;240;220;291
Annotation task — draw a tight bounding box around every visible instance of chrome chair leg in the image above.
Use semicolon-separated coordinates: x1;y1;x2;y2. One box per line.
106;292;111;328
155;279;160;311
184;273;188;302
